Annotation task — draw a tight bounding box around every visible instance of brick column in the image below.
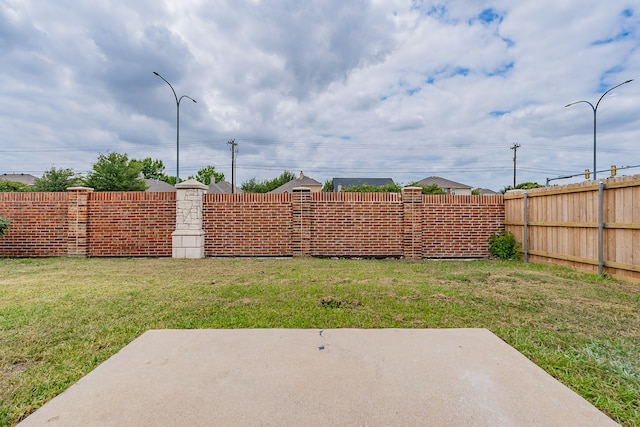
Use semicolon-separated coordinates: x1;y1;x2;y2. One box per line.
291;187;312;257
67;187;93;257
173;179;208;259
402;187;423;260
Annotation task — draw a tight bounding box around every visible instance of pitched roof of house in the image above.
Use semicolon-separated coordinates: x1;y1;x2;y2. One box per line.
0;173;37;185
476;188;499;195
269;171;322;193
144;179;176;192
414;176;472;189
208;181;242;194
332;177;394;191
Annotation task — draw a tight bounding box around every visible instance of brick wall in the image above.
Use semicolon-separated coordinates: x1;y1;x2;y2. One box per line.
0;192;69;257
421;195;505;258
200;189;503;259
87;192;175;256
204;193;292;256
0;190;175;257
309;192;404;257
0;189;504;258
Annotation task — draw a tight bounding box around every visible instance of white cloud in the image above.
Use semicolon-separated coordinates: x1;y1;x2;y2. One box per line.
0;0;638;189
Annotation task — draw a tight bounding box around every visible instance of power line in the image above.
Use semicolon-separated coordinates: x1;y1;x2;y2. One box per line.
4;134;640;155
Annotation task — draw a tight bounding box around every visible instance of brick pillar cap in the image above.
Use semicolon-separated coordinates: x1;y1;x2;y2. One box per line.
292;186;312;192
175;179;208;191
402;186;422;191
67;186;94;192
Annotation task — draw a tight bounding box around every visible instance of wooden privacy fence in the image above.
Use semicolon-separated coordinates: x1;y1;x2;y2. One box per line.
504;175;640;283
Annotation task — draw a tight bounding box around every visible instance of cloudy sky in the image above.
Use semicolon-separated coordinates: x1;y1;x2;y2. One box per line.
1;0;639;190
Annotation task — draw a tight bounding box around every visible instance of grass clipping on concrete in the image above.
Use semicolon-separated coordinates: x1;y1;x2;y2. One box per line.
0;257;639;426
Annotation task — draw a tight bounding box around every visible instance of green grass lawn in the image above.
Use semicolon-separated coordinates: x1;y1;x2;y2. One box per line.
1;257;638;426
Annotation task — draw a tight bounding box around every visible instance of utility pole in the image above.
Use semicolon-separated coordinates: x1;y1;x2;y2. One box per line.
227;139;238;193
511;143;521;188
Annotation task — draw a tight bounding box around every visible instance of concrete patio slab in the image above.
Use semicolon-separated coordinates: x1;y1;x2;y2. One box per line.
19;329;618;426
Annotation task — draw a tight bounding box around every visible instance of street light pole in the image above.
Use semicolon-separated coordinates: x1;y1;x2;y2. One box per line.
153;72;197;183
565;79;633;180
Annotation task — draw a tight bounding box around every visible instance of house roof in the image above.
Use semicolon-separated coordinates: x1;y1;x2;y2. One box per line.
144;179;176;192
208;181;242;194
476;188;499;195
269;172;321;193
0;173;37;185
332;177;394;191
414;176;472;189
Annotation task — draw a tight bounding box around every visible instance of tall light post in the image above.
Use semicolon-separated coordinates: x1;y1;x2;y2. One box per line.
565;79;633;180
153;71;197;183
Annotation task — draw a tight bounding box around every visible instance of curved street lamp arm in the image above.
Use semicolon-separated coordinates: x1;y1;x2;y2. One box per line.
563;79;633;181
153;71;178;104
564;79;634;111
153;71;197;184
178;95;197;105
595;79;633;110
564;100;595;111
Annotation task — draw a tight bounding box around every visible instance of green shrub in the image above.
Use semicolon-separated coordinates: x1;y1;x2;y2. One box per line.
419;184;445;195
407;183;446;194
488;231;520;260
0;216;9;238
342;183;402;193
0;181;33;192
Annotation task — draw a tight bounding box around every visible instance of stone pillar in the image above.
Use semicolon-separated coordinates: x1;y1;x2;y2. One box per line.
67;187;93;257
291;187;312;257
173;179;208;259
402;187;423;260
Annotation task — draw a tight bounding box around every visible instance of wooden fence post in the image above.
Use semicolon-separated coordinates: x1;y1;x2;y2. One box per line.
598;182;604;275
523;192;528;263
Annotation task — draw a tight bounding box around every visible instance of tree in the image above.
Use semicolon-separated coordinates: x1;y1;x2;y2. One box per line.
0;181;32;192
189;165;225;185
85;152;147;191
241;178;261;193
241;171;296;193
162;175;177;186
342;183;402;193
407;182;446;195
0;216;8;238
419;184;445;195
321;179;333;192
135;158;176;184
471;188;482;195
33;167;81;192
517;182;544;190
137;158;166;181
500;182;544;194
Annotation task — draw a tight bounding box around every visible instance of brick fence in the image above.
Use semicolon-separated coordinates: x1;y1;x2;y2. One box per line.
204;192;293;256
0;188;175;258
0;192;69;257
0;185;504;259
